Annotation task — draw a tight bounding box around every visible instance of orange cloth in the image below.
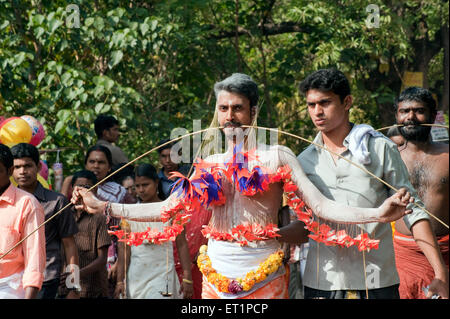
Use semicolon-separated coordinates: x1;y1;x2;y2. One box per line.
0;183;46;289
201;265;289;299
393;230;449;299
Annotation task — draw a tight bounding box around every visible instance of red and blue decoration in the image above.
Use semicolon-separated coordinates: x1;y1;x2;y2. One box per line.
110;145;380;252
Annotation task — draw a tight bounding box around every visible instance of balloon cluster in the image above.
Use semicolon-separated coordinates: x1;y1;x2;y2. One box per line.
0;115;45;147
1;115;49;187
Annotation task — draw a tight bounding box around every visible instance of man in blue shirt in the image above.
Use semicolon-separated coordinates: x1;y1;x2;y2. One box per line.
156;139;190;200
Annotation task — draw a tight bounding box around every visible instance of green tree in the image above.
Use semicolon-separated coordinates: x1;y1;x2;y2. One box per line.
1;0;447;183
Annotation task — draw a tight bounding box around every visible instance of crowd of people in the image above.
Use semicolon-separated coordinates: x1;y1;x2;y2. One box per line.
0;69;448;299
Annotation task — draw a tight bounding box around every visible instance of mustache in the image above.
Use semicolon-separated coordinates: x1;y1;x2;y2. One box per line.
223;121;242;128
403;120;421;127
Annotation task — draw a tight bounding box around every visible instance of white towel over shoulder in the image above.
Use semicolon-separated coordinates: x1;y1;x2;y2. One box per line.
346;124;384;165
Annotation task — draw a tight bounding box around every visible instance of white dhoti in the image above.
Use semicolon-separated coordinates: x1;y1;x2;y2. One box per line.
206;239;285;299
126;221;180;299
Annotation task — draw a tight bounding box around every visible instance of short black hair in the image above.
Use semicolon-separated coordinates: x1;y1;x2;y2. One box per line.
71;170;98;187
11;143;40;166
395;87;437;115
299;68;351;102
84;145;113;167
111;162;135;184
94;115;119;139
0;144;14;169
214;73;259;107
135;163;159;181
157;138;175;154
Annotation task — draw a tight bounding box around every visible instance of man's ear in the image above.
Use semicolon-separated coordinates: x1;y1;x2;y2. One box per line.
430;110;438;124
37;161;42;173
343;95;353;111
8;166;14;177
251;106;257;119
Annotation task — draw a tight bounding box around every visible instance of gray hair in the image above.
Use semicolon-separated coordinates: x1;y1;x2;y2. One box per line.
214;73;259;107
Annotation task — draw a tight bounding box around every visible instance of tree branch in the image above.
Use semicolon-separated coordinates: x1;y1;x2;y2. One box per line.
208;21;311;40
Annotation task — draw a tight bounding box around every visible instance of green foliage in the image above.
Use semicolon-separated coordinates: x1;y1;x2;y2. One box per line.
0;0;447;184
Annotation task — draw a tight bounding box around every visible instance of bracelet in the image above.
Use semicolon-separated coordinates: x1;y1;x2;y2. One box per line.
182;278;193;284
104;201;111;224
67;284;82;292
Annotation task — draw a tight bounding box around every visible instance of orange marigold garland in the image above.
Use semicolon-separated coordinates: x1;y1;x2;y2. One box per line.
197;245;284;294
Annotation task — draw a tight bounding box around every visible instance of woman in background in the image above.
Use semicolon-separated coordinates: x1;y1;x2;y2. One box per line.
114;163;193;299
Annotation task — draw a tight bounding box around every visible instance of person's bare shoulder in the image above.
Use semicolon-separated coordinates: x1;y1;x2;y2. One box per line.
435;141;449;152
430;141;449;157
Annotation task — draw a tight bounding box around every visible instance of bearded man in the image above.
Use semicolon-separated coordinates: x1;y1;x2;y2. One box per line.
72;73;414;299
393;86;449;299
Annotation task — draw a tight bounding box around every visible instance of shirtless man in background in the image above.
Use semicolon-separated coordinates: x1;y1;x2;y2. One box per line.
393;86;449;299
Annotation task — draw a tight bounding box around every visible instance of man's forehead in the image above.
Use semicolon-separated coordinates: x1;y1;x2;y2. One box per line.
13;157;35;165
306;89;339;101
160;148;171;155
398;100;427;109
216;90;249;105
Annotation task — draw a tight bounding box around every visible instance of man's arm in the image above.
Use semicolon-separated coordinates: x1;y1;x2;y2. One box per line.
278;145;412;224
24;287;39;299
72;186;175;221
61;236;80;299
21;198;46;298
278;221;309;245
411;220;449;298
62;236;79;271
114;243;129;299
383;141;448;298
175;229;193;299
81;246;109;278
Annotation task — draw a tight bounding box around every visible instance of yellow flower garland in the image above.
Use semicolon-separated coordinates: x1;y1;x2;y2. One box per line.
197;245;284;294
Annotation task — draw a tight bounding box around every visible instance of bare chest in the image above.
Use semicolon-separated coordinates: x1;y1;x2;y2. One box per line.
403;154;449;197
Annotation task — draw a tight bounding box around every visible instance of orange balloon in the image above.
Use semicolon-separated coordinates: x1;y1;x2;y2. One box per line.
0;117;32;147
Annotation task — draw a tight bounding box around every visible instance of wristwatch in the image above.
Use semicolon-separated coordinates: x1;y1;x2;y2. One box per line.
67;284;82;292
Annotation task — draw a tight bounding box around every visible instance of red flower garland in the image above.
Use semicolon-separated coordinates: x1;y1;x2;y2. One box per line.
110;148;380;252
201;222;281;247
278;165;380;252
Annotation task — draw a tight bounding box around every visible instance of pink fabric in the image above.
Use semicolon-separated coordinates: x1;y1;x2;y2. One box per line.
0;183;46;289
201;265;289;299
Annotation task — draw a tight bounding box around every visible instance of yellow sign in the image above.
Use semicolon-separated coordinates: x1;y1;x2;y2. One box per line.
402;71;423;91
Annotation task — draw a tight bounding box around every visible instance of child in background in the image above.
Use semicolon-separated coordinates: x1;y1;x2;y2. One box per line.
114;164;193;299
112;162;138;204
120;175;137;203
60;170;111;298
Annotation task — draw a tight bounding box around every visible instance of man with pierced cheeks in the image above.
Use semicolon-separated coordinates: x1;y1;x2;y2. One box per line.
72;73;415;299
